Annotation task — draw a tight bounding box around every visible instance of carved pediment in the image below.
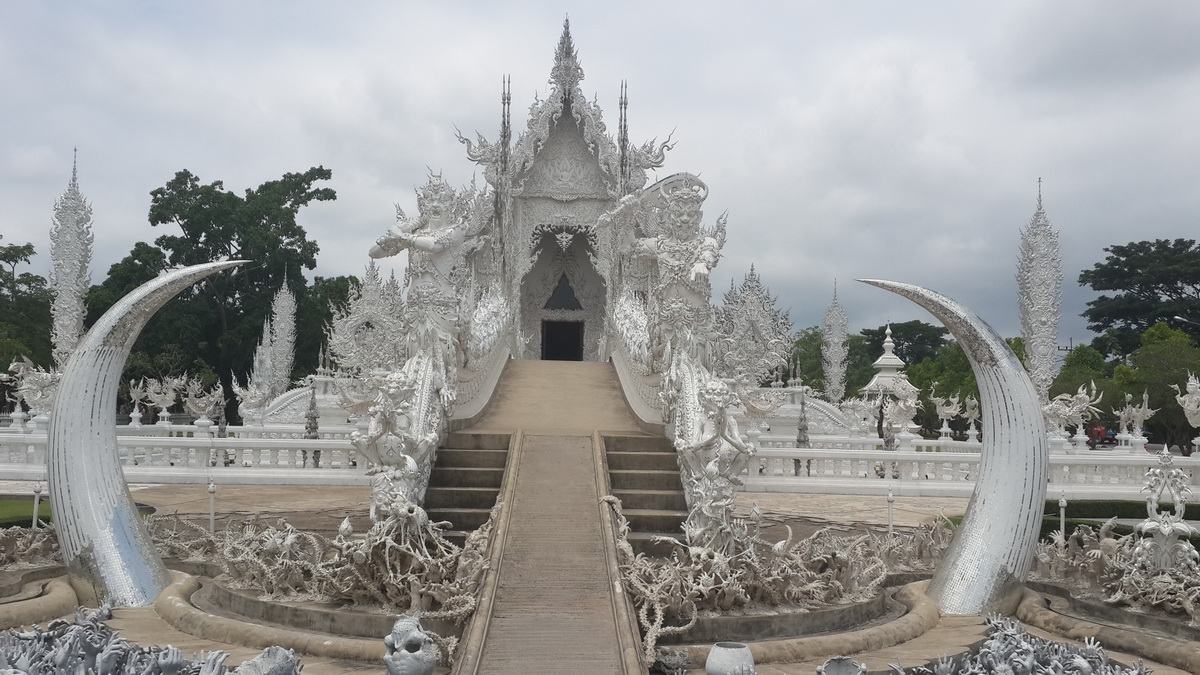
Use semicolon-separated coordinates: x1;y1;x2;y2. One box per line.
517;113;611;201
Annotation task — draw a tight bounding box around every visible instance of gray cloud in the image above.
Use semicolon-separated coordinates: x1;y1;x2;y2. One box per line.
3;2;1198;356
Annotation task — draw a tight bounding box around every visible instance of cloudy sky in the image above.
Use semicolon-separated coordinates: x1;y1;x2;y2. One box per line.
4;2;1199;347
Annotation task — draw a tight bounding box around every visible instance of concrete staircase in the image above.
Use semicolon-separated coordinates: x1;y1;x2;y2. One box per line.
425;431;511;543
605;435;688;556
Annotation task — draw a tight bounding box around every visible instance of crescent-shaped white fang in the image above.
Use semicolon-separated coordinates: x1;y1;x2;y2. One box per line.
48;260;246;606
858;279;1048;614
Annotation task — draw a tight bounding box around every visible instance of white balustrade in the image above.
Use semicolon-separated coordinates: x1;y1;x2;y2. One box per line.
1;430;357;478
743;444;1199;498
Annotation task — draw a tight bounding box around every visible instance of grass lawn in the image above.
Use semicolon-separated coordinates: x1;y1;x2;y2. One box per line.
0;499;53;528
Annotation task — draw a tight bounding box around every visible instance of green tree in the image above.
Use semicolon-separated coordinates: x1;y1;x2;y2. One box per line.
0;236;52;411
1126;323;1200;451
83;167;337;421
789;326;825;393
844;334;877;395
1078;239;1200;353
294;275;360;378
0;236;51;367
860;320;948;368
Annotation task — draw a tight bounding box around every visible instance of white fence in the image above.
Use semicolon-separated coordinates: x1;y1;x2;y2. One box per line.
0;422;361;485
745;441;1200;499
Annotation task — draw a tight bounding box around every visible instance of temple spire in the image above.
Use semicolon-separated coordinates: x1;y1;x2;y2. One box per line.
549;17;584;92
618;80;629;194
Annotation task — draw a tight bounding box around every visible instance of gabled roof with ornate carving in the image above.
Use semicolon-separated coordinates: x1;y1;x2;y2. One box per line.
459;19;672;201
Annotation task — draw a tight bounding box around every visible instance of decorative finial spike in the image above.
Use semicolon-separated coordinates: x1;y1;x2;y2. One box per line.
1037;177;1043;211
550;16;584;91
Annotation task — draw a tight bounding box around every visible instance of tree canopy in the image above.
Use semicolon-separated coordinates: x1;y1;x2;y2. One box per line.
860;320;948;368
1078;238;1200;353
0;235;51;369
84;167;347;420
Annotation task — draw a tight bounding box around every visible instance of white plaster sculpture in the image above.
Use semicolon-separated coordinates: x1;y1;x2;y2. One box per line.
820;285;849;404
605;496;952;662
1172;372;1200;450
859;279;1048;615
327;261;407;376
48;156;94;369
713;267;792;421
383;616;439;675
127;378;150;426
232;286;298;423
48;260;245;606
962;395;981;441
1045;382;1101;451
6;357;59;418
184;378;224;424
885;616;1147;675
1033;450;1200;627
145;375;185;425
1129;390;1157;444
1016;183;1062;404
149;499;497;631
928;381;961;439
358;175;493;514
268;285;297;398
0;524;60;569
0;606;303;675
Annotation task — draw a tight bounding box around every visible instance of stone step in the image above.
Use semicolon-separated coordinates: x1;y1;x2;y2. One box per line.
604;436;674;453
606;450;678;471
623;508;687;533
435;448;509;468
424;486;500;509
609;469;682;490
444;432;512;451
431;466;504;488
611;488;688;512
426;507;492;531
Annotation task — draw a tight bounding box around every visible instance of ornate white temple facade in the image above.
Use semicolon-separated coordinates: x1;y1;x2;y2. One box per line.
458;22;671;362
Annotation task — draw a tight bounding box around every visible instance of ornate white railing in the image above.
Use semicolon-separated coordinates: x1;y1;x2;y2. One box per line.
745;446;1200;497
453;347;510;422
610;346;663;427
0;415;355;441
752;433;983;453
0;431;355;472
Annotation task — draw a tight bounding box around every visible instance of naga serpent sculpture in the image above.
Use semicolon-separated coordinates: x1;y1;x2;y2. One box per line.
48;261;246;606
858;279;1048;614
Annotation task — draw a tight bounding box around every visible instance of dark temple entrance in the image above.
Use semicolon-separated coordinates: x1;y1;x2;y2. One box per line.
541;321;584;361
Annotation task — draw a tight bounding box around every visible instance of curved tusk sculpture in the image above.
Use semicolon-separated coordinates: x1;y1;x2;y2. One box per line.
858;279;1048;615
48;260;247;606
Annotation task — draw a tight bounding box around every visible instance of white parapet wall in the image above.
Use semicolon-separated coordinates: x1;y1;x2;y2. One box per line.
745;439;1200;499
0;424;365;485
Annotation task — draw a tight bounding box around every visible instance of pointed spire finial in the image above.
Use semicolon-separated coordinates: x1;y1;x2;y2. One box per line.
71;147;79;188
1037;177;1043;212
550;16;584;92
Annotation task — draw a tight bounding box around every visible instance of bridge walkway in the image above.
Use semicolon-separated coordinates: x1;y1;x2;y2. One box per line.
453;360;652;674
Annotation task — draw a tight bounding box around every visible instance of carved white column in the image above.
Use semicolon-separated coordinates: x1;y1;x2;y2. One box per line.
1016;184;1062;404
48;156;94;369
821;285;849;404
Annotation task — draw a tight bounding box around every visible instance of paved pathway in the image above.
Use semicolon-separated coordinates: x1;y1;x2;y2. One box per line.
477;434;622;673
468;360;649;435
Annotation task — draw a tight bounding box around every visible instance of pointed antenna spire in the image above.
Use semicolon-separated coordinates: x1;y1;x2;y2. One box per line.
549;16;584;92
618;80;629;194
